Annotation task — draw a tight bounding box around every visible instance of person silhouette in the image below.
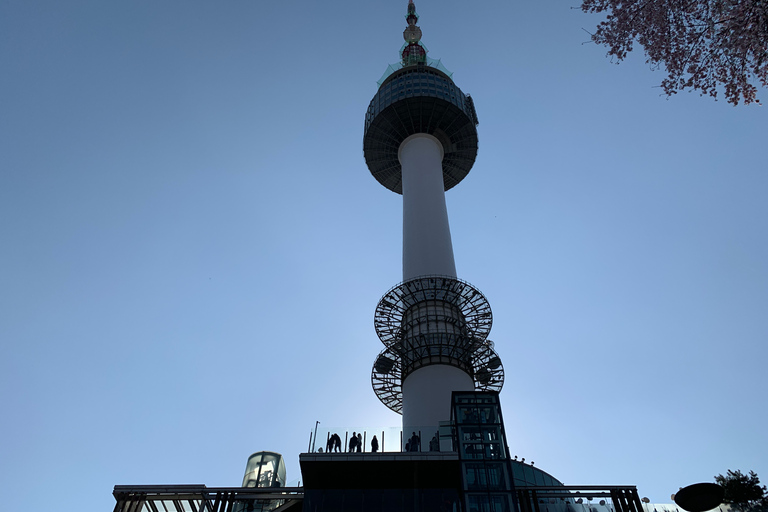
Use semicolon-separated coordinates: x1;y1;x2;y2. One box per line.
371;435;379;452
409;432;420;452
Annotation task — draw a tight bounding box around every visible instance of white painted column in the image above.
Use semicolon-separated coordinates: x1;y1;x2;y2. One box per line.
402;365;474;439
398;133;472;438
399;134;457;280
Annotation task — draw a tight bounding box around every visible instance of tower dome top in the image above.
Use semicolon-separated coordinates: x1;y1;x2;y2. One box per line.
364;1;479;194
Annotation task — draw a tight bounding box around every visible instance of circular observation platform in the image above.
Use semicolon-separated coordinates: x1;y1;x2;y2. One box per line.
370;275;503;414
363;64;479;194
374;275;492;346
371;339;504;414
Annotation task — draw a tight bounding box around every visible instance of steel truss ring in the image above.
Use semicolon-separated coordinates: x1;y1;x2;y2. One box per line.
374;275;492;347
371;339;505;415
471;340;505;393
400;333;477;371
371;346;404;414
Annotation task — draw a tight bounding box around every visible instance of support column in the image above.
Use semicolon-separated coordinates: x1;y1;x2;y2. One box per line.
399;133;471;432
399;134;457;280
402;365;474;434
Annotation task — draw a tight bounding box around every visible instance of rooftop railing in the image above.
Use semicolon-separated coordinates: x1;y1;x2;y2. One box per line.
514;494;730;512
112;485;304;512
376;57;454;87
307;425;450;454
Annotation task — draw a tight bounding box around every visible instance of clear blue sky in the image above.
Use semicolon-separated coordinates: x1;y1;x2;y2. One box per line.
1;1;766;511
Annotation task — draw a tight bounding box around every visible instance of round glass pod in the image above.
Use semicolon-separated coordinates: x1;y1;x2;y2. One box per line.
242;451;287;488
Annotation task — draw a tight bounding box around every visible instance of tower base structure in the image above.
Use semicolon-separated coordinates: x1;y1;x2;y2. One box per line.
113;391;651;512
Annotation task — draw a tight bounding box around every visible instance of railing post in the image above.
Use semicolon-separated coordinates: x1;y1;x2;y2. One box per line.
629;488;644;512
610;489;625;512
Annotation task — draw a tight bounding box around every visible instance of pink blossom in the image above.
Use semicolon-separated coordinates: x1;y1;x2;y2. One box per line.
582;0;768;105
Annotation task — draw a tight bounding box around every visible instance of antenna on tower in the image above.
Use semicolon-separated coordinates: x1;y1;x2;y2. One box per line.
402;0;426;66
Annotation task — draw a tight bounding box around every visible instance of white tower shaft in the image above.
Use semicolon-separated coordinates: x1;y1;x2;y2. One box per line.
402;364;474;435
399;133;473;434
400;134;457;281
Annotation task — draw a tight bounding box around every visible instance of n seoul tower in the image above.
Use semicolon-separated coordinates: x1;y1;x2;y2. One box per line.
365;0;505;434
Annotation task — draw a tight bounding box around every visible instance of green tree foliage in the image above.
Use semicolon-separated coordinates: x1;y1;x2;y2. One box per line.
581;0;768;105
715;470;768;512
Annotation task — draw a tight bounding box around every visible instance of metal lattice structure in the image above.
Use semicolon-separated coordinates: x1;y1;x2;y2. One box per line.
112;485;304;512
371;276;505;414
371;346;404;413
371;341;505;414
374;275;493;345
471;340;505;389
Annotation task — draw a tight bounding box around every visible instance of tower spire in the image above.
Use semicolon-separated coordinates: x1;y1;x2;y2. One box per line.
402;0;426;66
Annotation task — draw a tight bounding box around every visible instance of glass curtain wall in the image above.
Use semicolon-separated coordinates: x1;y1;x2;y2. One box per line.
452;392;516;512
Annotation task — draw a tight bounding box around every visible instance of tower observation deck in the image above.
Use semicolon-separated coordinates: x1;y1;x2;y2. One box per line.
365;0;504;434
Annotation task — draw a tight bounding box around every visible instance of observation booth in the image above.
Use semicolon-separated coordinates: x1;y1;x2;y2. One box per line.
243;451;287;488
233;452;288;512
